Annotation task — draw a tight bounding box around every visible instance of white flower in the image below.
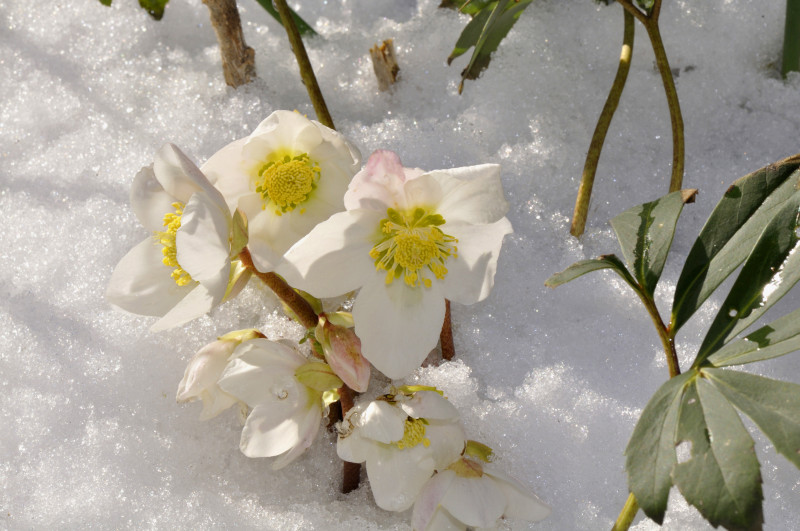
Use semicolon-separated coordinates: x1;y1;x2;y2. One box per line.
217;338;341;469
337;387;466;511
106;144;248;331
201;110;361;272
281;150;513;379
411;455;551;530
176;329;263;420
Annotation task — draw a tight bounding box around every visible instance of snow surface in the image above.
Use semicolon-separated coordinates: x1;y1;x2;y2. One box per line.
2;0;800;529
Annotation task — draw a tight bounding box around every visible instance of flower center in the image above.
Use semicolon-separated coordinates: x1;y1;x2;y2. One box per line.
394;418;431;450
369;207;458;288
255;153;320;215
155;202;193;286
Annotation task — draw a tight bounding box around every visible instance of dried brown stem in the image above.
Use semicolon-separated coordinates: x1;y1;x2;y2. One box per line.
440;299;455;361
202;0;256;88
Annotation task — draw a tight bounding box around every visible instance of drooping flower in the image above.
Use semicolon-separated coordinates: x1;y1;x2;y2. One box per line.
176;329;264;420
201;110;362;272
217;338;342;469
411;444;551;530
281;150;513;379
314;312;370;393
337;387;466;511
106;143;250;331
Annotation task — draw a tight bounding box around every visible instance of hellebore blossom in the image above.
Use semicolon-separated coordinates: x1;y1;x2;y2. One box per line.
106;144;249;331
282;150;513;379
202;110;362;272
218;338;342;469
411;446;551;530
337;387;466;511
314;312;370;393
176;329;263;420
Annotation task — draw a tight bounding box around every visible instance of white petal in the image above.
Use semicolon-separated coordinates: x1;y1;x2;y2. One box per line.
106;238;192;317
353;276;445;380
400;391;460;422
154;143;222;204
440;475;506;528
412;470;456;531
425;423;466;470
441;218;513;305
130;165;175;232
485;469;551;522
402;174;444;210
201;137;251;212
252;110;323;148
176;340;236;402
271;401;322;469
239;402;307;458
150;283;216;331
217;340;304;405
280;210;380;298
426;164;508;224
337;429;374;464
176;192;231;290
424;508;465;531
197;390;239;421
359;400;406;444
366;444;436;512
344;150;408;211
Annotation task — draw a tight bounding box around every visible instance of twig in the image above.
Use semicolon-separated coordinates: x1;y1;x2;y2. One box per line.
202;0;256;88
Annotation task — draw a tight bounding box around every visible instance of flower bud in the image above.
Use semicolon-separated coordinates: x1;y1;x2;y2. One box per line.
315;313;370;392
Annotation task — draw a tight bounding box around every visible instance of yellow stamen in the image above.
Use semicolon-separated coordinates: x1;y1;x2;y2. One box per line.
155;202;193;286
255;153;320;215
394;418;431;450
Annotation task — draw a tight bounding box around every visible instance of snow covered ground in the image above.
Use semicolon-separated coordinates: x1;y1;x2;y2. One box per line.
2;0;800;528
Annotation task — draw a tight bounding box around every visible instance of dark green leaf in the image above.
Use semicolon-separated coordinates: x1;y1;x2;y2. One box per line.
671;154;800;334
694;192;800;366
707;306;800;367
705;369;800;470
439;0;496;16
673;379;763;531
139;0;168;20
253;0;318;37
98;0;112;6
447;5;494;64
544;254;637;291
624;372;692;524
610;189;696;296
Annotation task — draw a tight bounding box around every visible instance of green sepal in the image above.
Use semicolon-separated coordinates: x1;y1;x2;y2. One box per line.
394;385;444;397
217;328;264;344
295;361;343;393
464;440;495;463
322;388;341;409
230;208;249;258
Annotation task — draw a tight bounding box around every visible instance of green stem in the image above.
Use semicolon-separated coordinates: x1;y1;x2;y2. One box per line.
635;289;681;379
571;9;635;238
783;0;800;77
272;0;335;129
611;493;639;531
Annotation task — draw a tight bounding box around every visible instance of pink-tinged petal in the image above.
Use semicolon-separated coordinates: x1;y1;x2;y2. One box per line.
427;164;508;224
106;238;192;317
366;444;437;511
325;324;370;393
130;165;175;232
271;401;323;469
344;150;408;211
280;210;380;298
412;470;457;531
151;282;216;331
154;143;222;205
485;469;551;522
441;218;513;305
400;391;460;422
175;192;231;292
425;423;466;470
440;475;506;528
359;400;406;444
201;137;251;212
353;276;446;379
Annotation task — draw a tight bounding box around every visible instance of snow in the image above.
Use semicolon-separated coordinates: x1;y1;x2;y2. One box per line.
2;0;800;529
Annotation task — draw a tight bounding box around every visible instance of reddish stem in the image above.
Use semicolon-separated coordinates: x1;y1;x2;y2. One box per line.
339;385;361;493
440;299;455;361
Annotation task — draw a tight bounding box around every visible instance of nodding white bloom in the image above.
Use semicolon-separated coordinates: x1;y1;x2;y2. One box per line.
281;150;513;379
218;338;342;469
412;451;551;530
106;144;249;331
202;110;361;273
176;329;263;420
337;387;466;512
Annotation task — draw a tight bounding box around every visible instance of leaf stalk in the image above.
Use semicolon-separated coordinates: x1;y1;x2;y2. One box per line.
611;492;639;531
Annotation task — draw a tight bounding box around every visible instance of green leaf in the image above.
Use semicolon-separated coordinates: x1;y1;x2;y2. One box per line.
624;372;693;524
610;189;696;296
447;4;494;64
694;191;800;366
635;0;655;13
671;154;800;334
98;0;112;6
707;306;800;367
439;0;496;16
253;0;318;37
138;0;168;20
673;379;763;531
705;369;800;470
544;254;637;291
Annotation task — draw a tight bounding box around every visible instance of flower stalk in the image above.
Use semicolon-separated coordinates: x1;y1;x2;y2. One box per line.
339;385;361;493
611;492;639;531
202;0;256;87
783;0;800;77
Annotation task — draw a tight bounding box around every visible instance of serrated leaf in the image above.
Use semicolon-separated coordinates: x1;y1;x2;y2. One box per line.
544;254;637;291
253;0;318;37
673;379;763;531
705;369;800;470
610;189;696;296
694;192;800;366
671;155;800;334
624;371;692;524
707;306;800;367
138;0;168;20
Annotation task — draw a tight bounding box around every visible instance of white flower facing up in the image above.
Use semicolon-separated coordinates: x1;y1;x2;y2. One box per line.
412;445;551;530
106;143;248;331
217;338;342;469
281;150;513;379
202;110;362;272
337;387;466;512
